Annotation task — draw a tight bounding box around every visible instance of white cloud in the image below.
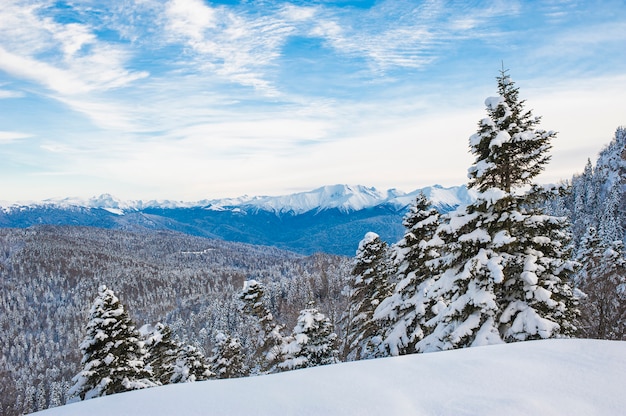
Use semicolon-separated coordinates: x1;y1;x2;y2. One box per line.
0;88;23;98
161;0;297;93
0;131;32;143
0;45;89;94
48;21;96;57
280;4;317;22
165;0;217;43
0;1;147;95
0;0;623;202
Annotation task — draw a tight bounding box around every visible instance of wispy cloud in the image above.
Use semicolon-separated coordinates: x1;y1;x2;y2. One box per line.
0;0;624;201
159;0;299;94
0;88;23;98
0;131;32;143
0;0;147;95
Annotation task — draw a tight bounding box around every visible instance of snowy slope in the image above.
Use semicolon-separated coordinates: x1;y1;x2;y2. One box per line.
33;339;625;416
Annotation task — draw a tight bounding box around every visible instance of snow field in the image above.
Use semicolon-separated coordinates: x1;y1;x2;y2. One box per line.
33;339;626;416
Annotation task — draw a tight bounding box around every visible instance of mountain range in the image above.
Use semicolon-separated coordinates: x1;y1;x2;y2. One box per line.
0;184;474;256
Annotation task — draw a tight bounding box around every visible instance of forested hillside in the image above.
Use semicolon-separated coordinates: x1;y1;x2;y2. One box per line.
554;127;626;252
0;226;350;415
545;126;626;339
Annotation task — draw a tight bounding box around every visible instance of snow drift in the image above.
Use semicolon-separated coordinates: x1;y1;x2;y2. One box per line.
33;339;625;416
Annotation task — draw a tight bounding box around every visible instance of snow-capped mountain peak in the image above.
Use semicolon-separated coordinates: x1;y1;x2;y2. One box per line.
0;184;474;215
237;184;395;214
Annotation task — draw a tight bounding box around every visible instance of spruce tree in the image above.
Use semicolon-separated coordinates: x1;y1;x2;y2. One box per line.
499;184;579;341
280;302;338;370
239;279;286;374
598;182;624;245
418;69;578;351
141;323;180;385
375;194;442;356
170;344;213;383
468;68;554;193
209;332;248;379
571;159;597;244
68;285;156;401
344;232;392;360
576;227;626;340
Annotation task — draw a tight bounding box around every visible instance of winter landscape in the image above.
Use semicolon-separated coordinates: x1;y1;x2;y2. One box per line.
2;1;626;415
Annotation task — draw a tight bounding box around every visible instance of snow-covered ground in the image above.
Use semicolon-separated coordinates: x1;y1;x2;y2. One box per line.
33;339;624;416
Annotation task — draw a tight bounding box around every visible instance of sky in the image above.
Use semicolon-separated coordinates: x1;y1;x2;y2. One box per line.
1;0;625;202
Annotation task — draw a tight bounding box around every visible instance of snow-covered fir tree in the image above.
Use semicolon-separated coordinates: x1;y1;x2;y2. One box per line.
540;127;625;340
570;159;599;242
576;227;625;340
417;69;578;351
375;194;442;356
343;232;392;360
280;302;339;370
170;345;213;383
467;69;554;194
239;279;286;374
598;182;624;244
565;127;626;252
209;332;248;379
140;323;180;385
68;285;156;401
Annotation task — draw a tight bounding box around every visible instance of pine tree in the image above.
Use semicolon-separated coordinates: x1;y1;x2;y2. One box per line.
467;68;554;193
209;332;248;379
598;182;624;245
140;322;180;385
499;184;579;341
560;127;626;255
343;232;392;360
280;302;339;370
239;279;286;374
576;227;626;339
571;159;598;244
68;285;156;401
171;344;213;383
418;70;578;351
375;194;442;356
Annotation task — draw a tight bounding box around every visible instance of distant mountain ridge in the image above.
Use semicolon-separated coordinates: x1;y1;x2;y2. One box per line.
1;184;473;214
0;184;475;255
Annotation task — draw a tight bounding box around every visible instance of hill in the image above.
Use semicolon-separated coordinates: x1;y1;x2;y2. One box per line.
33;339;626;416
0;226;351;415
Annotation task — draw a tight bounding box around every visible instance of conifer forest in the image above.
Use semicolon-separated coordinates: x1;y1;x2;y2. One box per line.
1;71;625;415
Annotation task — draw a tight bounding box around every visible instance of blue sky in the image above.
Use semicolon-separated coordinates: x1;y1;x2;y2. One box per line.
1;0;625;202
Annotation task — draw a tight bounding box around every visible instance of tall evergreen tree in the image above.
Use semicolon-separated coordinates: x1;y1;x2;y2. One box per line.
140;323;180;385
576;227;626;340
418;70;578;351
170;345;213;383
375;194;442;356
598;182;624;245
467;68;554;193
570;159;598;244
68;286;156;401
239;280;286;374
499;184;579;342
280;302;339;370
343;232;392;360
209;332;248;379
